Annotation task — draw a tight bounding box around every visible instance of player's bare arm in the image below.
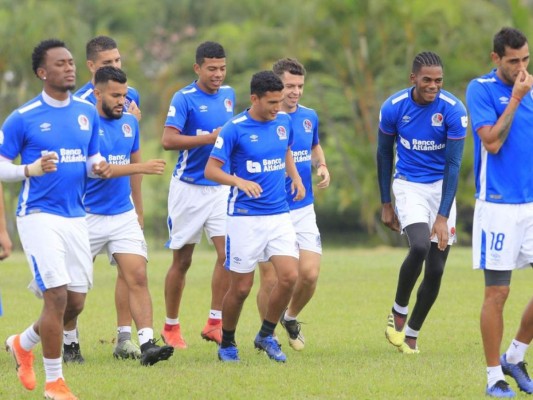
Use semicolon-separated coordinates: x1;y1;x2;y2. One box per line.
161;126;221;151
478;70;533;154
204;157;262;198
285;147;305;201
311;144;330;189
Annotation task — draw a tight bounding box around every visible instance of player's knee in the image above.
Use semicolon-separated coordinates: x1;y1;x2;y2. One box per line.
484;286;510;309
408;240;431;260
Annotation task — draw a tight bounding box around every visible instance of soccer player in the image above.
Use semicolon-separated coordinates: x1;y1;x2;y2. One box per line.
161;41;235;348
377;52;467;354
256;58;330;351
84;65;173;365
76;35;141;120
466;27;533;398
2;39;109;400
205;70;305;363
66;35;142;362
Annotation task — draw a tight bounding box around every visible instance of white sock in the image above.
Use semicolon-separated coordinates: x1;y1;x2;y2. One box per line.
62;328;78;345
284;312;297;321
405;326;419;338
20;325;40;351
506;339;529;364
209;310;222;320
487;365;505;388
138;328;154;346
117;326;132;334
393;302;408;315
43;357;63;383
165;317;179;325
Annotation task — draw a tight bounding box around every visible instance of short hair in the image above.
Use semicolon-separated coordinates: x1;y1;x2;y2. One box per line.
493;27;528;57
31;39;67;76
250;70;284;97
86;35;117;61
196;41;225;65
94;66;127;86
412;51;443;74
272;58;306;77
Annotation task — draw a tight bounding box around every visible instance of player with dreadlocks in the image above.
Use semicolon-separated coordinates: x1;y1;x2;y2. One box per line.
376;51;468;354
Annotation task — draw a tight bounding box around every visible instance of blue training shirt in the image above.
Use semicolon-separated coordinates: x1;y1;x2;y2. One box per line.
0;92;100;217
285;104;319;210
210;109;293;216
84;113;140;215
75;81;140;111
379;87;467;183
165;81;235;186
466;69;533;204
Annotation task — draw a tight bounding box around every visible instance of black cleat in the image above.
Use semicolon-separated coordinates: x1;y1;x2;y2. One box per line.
140;339;174;366
63;342;85;364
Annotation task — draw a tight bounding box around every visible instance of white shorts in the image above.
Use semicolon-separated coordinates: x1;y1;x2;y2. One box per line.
473;200;533;270
167;178;227;249
17;213;93;297
226;213;299;273
87;209;147;265
290;204;322;254
393;179;457;245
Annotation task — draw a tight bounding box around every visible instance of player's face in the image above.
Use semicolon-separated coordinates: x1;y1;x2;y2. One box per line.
250;91;284;121
493;44;530;85
194;58;226;94
99;80;127;119
280;71;304;112
88;49;122;75
39;47;76;93
410;65;443;105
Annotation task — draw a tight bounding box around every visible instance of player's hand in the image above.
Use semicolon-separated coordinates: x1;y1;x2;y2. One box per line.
316;164;330;189
431;215;449;251
291;177;306;201
381;203;400;232
205;127;222;144
236;177;262;198
143;159;166;175
0;229;12;260
128;101;142;121
512;70;533;99
26;152;59;176
93;160;112;179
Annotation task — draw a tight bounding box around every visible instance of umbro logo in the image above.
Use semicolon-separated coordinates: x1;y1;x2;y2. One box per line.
40;122;52;132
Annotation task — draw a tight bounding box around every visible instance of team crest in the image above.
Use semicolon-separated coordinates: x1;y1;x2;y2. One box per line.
122;123;133;137
78;114;89;131
431;113;443;127
276;126;287;140
303;119;313;133
224;98;233;113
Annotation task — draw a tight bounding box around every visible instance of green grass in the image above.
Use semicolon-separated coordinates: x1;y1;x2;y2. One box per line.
0;246;532;399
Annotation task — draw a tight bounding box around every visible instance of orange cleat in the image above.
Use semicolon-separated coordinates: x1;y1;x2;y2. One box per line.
161;324;187;349
201;320;222;344
5;334;36;390
44;378;78;400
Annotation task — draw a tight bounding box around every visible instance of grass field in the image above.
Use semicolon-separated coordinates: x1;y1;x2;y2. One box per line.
0;245;532;399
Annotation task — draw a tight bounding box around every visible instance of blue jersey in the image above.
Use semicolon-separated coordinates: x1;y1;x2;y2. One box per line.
210;110;293;216
466;69;533;204
286;105;319;210
75;81;140;110
379;87;467;183
165;81;235;186
0;93;100;217
84;113;140;215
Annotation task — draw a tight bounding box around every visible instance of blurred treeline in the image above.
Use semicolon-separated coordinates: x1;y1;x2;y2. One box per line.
0;0;531;249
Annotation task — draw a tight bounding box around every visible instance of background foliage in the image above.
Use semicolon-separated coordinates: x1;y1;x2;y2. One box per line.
0;0;531;248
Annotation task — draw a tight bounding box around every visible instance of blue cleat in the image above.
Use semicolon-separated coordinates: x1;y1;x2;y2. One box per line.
254;334;286;363
486;380;516;398
501;354;533;393
218;345;240;362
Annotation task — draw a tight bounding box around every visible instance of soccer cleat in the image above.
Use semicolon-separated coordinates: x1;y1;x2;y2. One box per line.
62;342;85;364
5;334;36;390
140;339;174;366
201;320;222;344
501;354;533;393
485;380;516;398
113;339;141;360
254;333;287;362
397;341;420;354
279;317;305;351
161;324;187;349
218;345;240;362
385;313;405;347
44;378;78;400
